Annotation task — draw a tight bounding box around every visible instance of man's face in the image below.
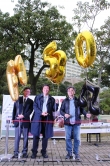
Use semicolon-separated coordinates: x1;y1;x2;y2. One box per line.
42;86;50;96
23;89;31;97
67;88;75;98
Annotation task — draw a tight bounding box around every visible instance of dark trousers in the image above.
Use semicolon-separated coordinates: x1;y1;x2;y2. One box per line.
14;125;29;154
32;136;48;155
32;118;48;155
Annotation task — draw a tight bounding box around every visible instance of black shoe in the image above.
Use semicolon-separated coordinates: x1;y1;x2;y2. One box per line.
42;153;48;158
75;154;80;161
94;143;99;146
13;154;18;158
65;153;73;159
31;154;36;159
22;153;28;158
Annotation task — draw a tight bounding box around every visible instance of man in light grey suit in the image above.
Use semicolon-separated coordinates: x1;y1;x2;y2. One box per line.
12;87;33;158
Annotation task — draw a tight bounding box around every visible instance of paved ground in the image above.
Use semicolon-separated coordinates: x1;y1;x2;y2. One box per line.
0;135;110;166
1;115;110;165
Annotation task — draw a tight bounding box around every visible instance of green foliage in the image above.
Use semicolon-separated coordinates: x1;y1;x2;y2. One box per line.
0;75;9;105
99;89;110;114
72;0;110;89
1;0;110;111
36;77;72;96
0;0;75;95
73;81;85;98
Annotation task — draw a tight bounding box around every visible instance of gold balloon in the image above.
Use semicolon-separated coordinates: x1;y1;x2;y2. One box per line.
43;54;59;79
53;50;67;66
43;41;67;84
45;58;59;79
6;60;19;101
51;66;66;84
14;55;27;85
43;41;57;57
75;31;96;68
6;55;27;101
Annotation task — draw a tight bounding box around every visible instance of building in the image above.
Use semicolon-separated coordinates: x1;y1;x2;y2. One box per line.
64;58;84;85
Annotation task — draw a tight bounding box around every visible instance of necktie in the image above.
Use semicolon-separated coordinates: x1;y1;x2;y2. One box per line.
22;98;26;114
23;98;26;106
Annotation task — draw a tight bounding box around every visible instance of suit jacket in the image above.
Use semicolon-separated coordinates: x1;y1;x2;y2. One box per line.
60;96;87;125
12;96;33;128
31;93;59;138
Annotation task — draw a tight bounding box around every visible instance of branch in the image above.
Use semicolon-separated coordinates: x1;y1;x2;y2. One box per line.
34;64;49;82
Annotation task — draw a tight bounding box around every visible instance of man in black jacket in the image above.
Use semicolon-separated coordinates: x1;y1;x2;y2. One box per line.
60;86;90;160
12;87;33;158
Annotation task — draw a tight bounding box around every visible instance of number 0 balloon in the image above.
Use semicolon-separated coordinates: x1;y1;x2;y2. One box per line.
75;31;96;68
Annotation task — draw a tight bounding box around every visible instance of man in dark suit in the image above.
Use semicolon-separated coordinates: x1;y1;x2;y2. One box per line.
30;85;59;159
12;87;33;158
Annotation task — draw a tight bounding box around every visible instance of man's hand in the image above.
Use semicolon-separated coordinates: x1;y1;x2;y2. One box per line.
65;114;71;119
55;99;59;104
86;113;91;119
17;114;24;119
42;112;48;116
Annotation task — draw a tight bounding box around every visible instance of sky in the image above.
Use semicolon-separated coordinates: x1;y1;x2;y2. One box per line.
0;0;109;30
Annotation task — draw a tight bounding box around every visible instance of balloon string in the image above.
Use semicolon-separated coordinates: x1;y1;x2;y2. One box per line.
85;68;89;114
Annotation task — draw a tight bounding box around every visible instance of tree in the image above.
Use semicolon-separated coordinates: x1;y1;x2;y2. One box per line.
99;89;110;114
64;0;110;114
72;0;110;33
81;17;110;88
73;81;85;98
0;0;75;95
72;0;110;89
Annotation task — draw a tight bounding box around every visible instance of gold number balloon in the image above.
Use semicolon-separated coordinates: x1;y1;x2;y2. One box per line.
6;55;27;101
43;41;67;84
52;66;66;84
6;60;19;101
52;50;67;84
75;31;96;68
14;55;27;85
43;41;57;57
